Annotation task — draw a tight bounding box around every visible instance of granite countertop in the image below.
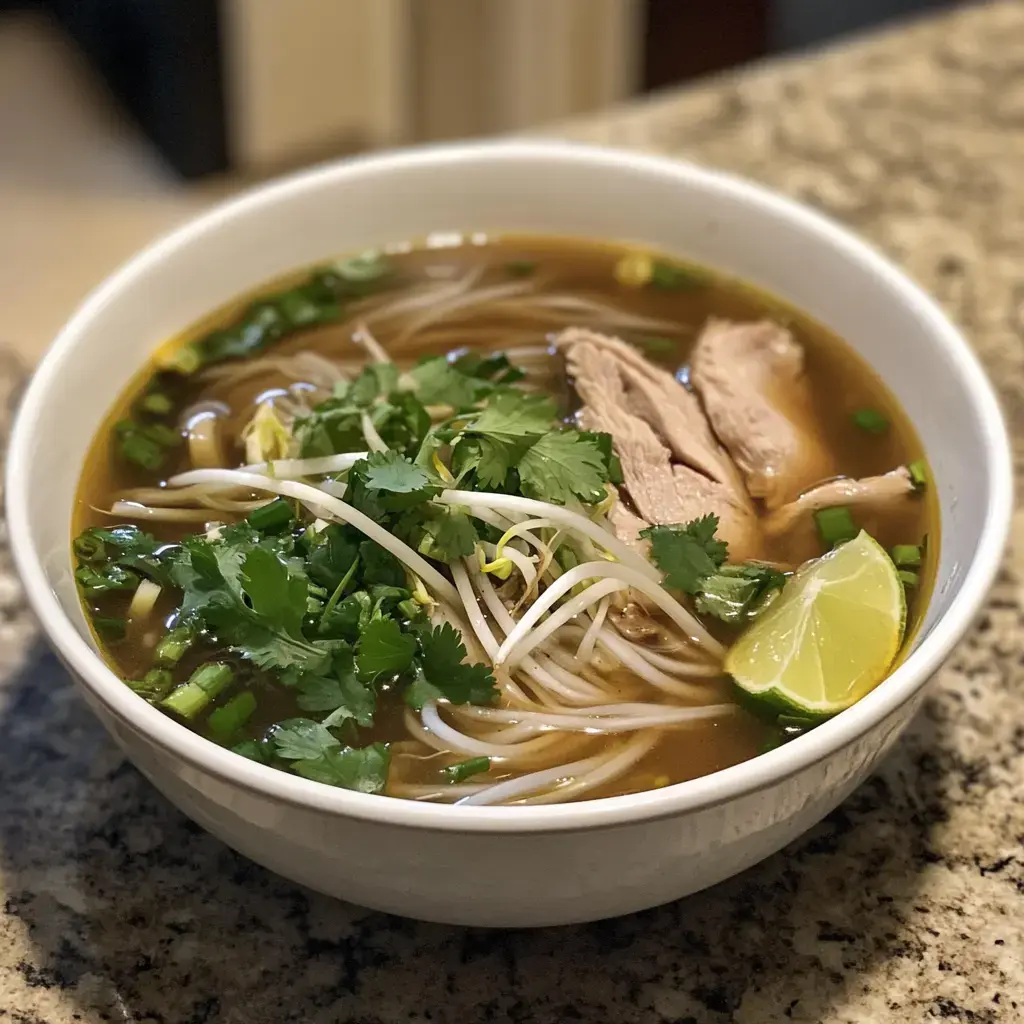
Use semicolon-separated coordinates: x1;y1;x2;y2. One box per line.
2;3;1023;1022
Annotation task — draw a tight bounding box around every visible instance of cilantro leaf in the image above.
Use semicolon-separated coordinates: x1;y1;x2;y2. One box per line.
293;397;364;458
356;618;417;679
695;564;786;625
171;531;331;677
294;646;375;727
452;350;525;385
305;524;360;591
292;743;390;793
270;718;390;793
518;430;608;504
271;717;339;760
408;356;482;409
579;430;623;486
371;391;432;457
451;435;515;489
346;451;441;516
405;622;497;708
640;515;729;594
319;590;372;640
350;362;399;405
361;451;437;496
358;540;406;587
241;547;308;639
413;506;478;562
466;392;555;443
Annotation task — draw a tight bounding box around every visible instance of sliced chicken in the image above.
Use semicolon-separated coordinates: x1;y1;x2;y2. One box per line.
560;328;762;562
690;319;836;508
556;328;733;485
763;467;915;536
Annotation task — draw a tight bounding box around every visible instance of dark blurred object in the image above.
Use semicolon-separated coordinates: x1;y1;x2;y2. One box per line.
45;0;227;178
644;1;769;91
770;0;957;50
643;0;957;90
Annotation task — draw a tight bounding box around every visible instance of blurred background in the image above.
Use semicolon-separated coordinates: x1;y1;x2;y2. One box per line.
0;0;955;359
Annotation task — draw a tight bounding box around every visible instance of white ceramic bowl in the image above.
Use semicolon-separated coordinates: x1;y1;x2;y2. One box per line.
7;141;1011;927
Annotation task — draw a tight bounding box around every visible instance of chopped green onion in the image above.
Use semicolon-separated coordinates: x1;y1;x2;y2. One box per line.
891;544;922;568
115;421;166;471
73;532;107;563
851;408;889;434
164;343;203;375
154;625;195;667
140;392;174;416
505;260;536;278
898;569;919;588
814;506;858;548
161;662;234;720
908;459;928;490
637;336;677;357
246;497;294;533
208;691;257;739
650;260;706;291
128;668;175;702
442;757;491;783
75;563;139;595
92;615;126;640
142;422;182;447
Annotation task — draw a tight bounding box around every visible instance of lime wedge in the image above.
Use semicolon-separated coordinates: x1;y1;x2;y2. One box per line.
725;531;906;717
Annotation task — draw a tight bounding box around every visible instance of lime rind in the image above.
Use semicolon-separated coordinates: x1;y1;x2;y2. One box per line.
725;532;906;717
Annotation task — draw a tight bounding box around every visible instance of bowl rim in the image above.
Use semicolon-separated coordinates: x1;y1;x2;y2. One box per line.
7;138;1012;834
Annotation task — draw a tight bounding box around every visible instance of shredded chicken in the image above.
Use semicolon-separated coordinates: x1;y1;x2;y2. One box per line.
690;318;836;508
557;327;762;562
763;467;916;536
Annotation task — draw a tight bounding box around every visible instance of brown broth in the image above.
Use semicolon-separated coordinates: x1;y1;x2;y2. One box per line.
74;234;938;801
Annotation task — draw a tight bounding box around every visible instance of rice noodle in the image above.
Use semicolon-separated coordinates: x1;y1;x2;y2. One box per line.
451;702;735;732
109;501;216;524
456;751;606;806
520;733;658;805
590;626;721;700
166;469;460;606
390;277;539;347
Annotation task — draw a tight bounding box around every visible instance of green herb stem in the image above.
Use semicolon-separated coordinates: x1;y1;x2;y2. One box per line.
246;497;294;533
814;506;858;548
851;408;889;434
442;756;491;783
208;691;258;739
891;544;922;568
161;662;234;720
128;668;176;702
154;625;195;667
908;459;928;490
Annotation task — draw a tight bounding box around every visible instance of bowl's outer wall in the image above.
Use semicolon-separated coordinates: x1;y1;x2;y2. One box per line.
82;658;924;926
12;143;1004;925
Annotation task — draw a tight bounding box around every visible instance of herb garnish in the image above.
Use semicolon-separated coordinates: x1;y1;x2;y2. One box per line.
642;514;786;625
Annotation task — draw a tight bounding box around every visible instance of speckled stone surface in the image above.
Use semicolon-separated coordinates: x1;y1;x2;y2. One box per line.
3;4;1024;1022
